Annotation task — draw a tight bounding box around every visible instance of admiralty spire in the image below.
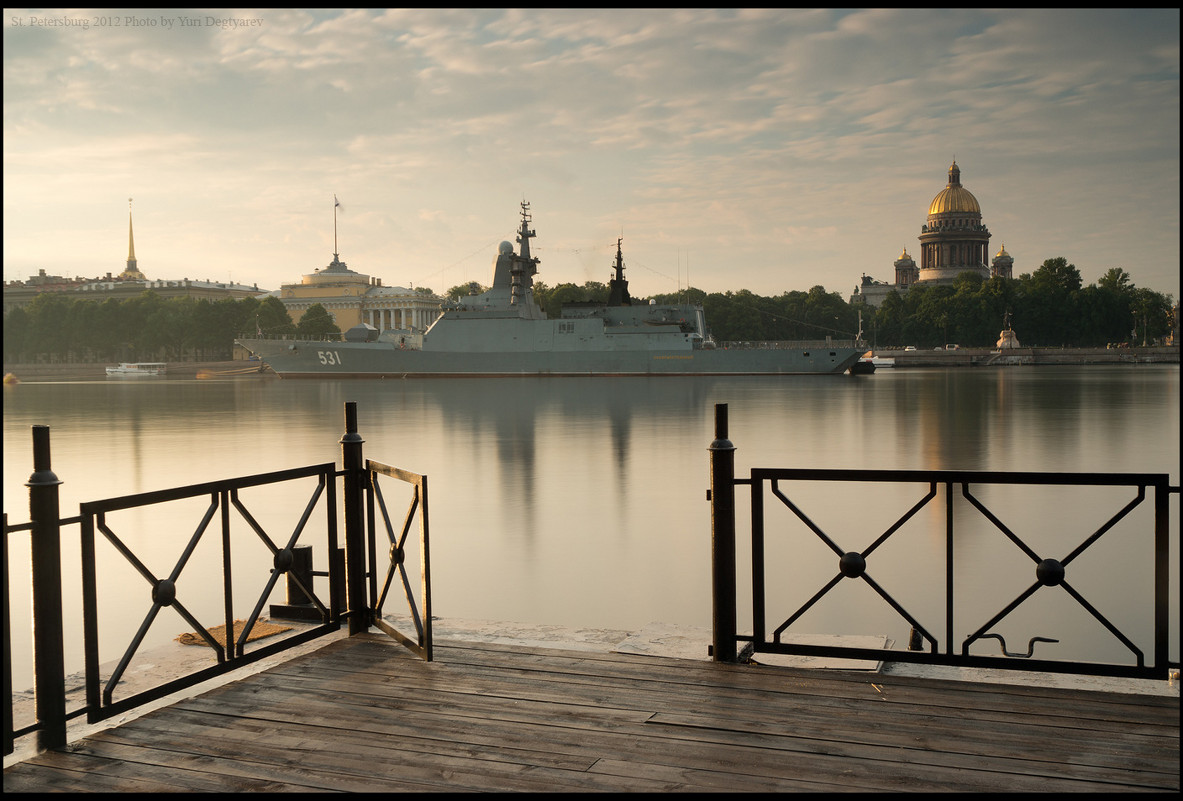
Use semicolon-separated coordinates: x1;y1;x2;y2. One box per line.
121;198;146;280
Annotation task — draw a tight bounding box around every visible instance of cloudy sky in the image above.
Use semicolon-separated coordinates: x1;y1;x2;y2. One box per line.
3;8;1179;301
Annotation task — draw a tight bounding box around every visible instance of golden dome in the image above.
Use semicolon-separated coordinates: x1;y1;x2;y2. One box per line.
928;160;981;216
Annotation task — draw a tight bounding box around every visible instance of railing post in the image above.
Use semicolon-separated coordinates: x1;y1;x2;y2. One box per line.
340;402;370;635
27;425;66;750
708;403;738;662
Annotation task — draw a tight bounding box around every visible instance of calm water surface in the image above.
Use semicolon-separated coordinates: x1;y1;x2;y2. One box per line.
4;366;1178;689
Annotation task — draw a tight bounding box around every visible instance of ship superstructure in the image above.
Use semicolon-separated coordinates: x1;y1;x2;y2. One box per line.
236;202;864;377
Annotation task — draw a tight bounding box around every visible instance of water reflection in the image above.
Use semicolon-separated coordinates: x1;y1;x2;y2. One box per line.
2;367;1178;691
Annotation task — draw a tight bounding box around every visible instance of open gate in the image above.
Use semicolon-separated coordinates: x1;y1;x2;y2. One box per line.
365;460;432;661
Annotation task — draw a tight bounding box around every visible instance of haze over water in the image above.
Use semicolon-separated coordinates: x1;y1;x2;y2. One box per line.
3;366;1178;690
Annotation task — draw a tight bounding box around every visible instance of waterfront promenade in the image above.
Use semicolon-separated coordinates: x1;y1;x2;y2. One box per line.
5;630;1178;792
872;344;1178;367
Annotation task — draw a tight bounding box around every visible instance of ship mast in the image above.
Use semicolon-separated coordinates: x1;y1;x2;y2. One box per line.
607;237;631;306
516;200;535;261
510;201;540;305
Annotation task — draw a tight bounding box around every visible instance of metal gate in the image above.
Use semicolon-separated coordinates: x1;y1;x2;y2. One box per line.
365;460;432;661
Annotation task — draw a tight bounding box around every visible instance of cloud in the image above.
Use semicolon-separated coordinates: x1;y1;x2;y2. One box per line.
3;9;1178;299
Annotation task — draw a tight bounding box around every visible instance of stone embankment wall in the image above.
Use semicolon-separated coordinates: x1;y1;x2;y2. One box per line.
2;361;270;381
872;346;1178;367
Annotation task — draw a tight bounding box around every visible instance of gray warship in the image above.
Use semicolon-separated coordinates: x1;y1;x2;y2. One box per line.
236;202;865;378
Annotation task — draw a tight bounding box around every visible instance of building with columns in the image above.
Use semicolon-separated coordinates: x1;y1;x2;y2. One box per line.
852;161;1014;308
278;250;442;335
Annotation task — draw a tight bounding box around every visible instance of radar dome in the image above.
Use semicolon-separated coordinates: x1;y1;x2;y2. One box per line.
499;241;514;254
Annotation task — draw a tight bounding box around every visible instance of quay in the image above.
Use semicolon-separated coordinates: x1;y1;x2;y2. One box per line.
872;344;1178;367
4;631;1179;792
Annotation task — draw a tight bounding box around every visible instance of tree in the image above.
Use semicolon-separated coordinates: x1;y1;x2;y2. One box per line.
1130;287;1173;345
23;292;74;362
1030;257;1083;293
1020;258;1084;345
535;281;609;318
64;299;102;361
446;282;487;302
1098;267;1132;295
256;295;295;337
297;304;341;338
2;306;30;361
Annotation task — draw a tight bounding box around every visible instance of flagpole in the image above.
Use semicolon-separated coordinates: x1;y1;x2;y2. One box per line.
333;195;338;257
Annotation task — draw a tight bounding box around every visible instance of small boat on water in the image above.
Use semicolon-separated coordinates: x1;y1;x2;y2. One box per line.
106;362;167;377
849;351;895;374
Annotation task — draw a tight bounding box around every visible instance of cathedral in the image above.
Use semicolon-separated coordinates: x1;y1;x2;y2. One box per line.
853;161;1013;308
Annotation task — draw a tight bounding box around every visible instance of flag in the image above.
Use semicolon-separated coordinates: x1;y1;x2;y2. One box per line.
334;195;340;208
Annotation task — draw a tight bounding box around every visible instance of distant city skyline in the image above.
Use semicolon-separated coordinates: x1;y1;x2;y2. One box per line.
3;9;1179;300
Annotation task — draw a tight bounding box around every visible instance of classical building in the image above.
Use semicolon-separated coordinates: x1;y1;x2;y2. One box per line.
2;202;263;317
852;161;1014;308
277;250;442;335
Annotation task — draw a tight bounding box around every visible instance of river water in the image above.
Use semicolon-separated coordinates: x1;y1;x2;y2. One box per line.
3;366;1178;689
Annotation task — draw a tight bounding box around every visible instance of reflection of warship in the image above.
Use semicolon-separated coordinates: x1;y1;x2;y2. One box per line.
237;203;865;378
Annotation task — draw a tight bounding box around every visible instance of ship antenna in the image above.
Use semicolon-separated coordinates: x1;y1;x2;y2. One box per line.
516;200;536;260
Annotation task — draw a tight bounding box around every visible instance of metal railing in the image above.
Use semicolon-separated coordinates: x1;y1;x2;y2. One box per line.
77;462;341;724
5;401;431;756
367;460;432;661
708;403;1180;680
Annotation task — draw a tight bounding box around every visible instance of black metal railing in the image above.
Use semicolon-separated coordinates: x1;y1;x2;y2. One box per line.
4;401;431;757
78;462;341;724
708;403;1180;680
366;460;432;661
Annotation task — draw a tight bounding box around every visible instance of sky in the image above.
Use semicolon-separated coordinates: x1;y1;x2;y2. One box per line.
3;8;1179;302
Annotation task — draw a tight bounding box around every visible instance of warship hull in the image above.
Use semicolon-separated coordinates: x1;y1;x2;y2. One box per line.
237;202;866;379
234;336;864;378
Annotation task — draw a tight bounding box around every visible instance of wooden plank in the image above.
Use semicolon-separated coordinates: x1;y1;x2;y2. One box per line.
168;668;1161;792
276;640;1178;753
3;760;201;794
5;634;1177;793
110;705;603;772
431;639;1179;724
11;748;318;792
254;654;1176;775
210;637;1183;785
646;711;1180;790
72;737;657;793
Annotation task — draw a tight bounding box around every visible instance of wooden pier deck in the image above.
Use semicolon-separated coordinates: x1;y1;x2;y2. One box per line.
4;632;1178;792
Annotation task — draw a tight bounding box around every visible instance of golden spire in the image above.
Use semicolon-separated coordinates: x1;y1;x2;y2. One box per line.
121;197;145;280
127;198;136;263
